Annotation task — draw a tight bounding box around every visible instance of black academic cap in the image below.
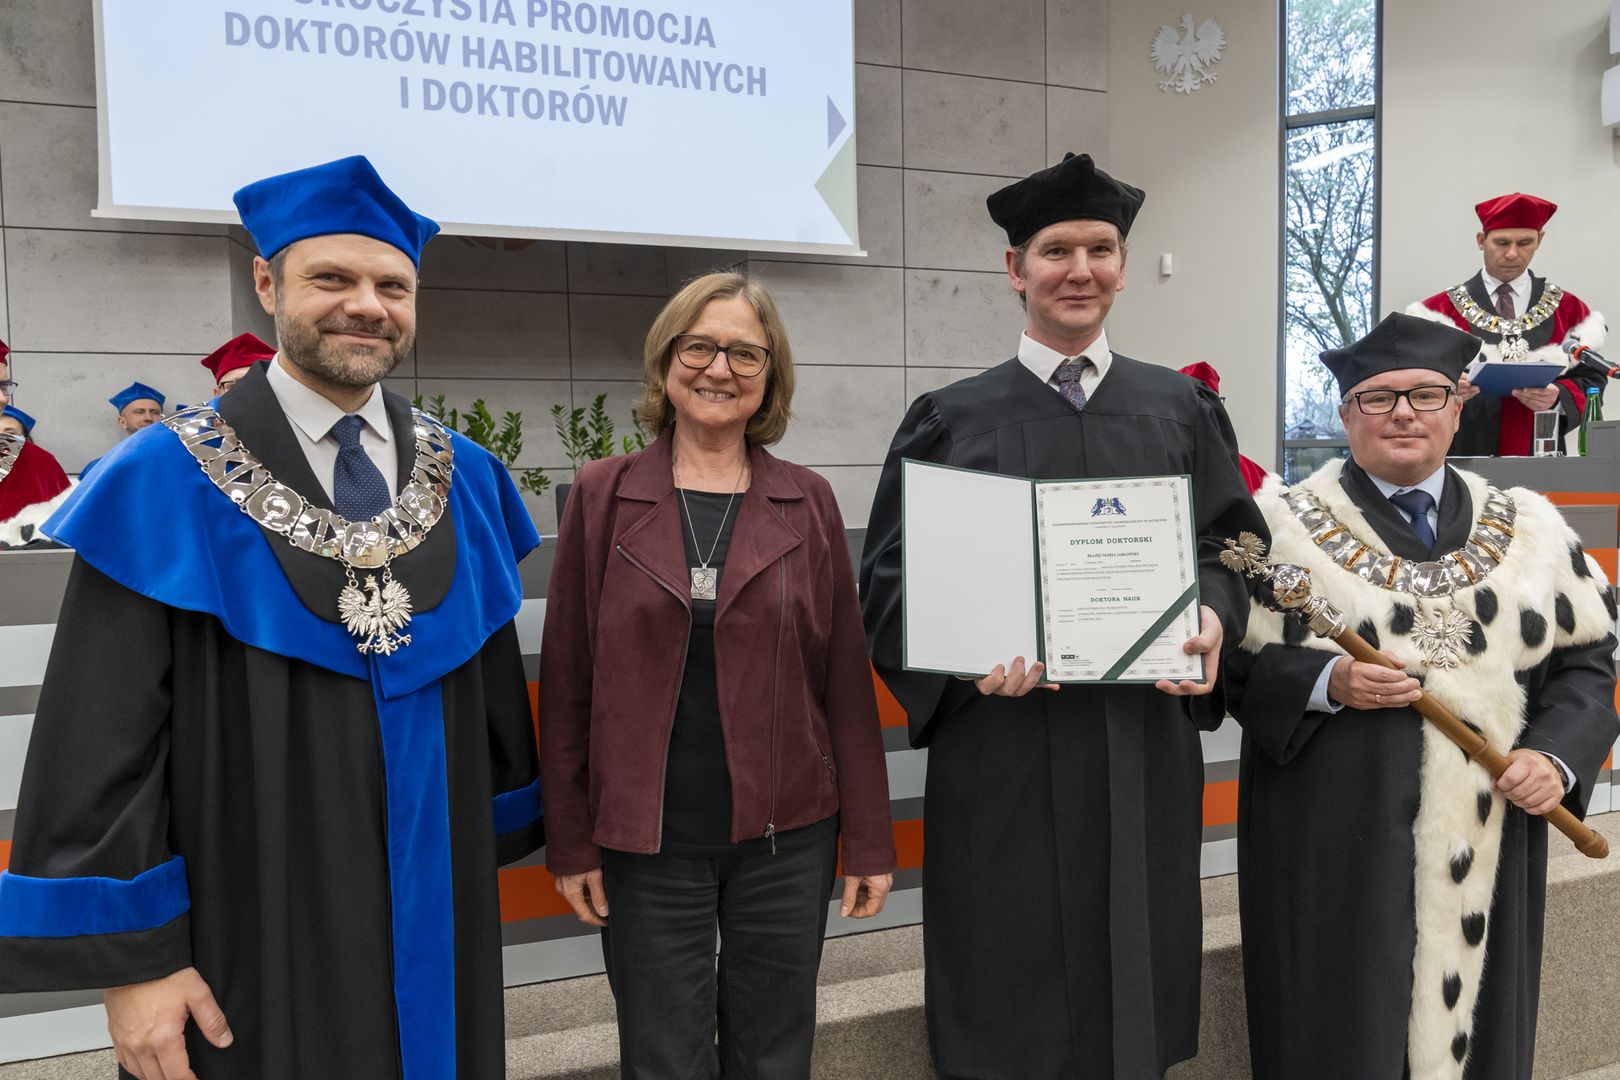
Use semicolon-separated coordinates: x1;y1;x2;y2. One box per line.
1320;313;1481;397
986;153;1146;247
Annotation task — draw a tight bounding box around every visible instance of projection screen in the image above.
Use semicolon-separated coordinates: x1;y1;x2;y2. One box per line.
92;0;861;254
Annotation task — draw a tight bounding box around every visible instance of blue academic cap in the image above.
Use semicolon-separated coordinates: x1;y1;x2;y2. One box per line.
232;155;440;266
109;382;165;413
2;403;36;433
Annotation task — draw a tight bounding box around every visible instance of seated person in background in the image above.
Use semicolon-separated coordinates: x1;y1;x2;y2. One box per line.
0;404;74;548
1179;361;1268;492
82;380;166;478
1406;192;1606;456
203;332;275;397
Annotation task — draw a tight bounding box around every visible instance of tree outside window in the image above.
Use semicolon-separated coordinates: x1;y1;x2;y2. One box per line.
1280;0;1379;481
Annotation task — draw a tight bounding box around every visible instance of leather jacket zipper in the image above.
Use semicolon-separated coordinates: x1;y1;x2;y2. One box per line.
616;543;691;852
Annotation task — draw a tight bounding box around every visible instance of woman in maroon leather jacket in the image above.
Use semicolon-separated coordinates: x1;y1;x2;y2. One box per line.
538;271;896;1079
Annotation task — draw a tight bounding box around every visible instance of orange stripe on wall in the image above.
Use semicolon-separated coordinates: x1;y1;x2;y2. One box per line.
497;818;928;924
873;669;908;728
0;839;10;872
1203;780;1238;828
1588;548;1617;584
498;865;577;923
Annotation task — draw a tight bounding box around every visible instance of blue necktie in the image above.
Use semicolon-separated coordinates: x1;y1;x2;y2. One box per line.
1053;361;1088;410
1388;488;1437;550
330;414;392;521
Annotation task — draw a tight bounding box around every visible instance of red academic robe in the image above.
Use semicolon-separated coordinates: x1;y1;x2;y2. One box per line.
1408;272;1605;456
0;439;73;547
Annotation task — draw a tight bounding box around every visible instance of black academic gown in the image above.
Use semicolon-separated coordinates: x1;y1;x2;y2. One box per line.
860;355;1266;1080
1227;462;1619;1080
0;363;544;1080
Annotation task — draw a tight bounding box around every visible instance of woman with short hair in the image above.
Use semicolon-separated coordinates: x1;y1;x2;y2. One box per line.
539;271;895;1078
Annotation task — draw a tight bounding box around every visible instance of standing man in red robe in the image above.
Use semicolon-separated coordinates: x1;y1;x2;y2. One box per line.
1405;192;1606;456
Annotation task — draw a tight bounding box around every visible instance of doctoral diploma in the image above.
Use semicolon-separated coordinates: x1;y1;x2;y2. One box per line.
1034;477;1201;682
901;461;1202;684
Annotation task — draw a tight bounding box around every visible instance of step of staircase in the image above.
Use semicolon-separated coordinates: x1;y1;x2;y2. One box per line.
6;813;1616;1080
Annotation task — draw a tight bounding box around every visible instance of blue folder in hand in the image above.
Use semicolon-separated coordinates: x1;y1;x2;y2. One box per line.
1464;358;1568;397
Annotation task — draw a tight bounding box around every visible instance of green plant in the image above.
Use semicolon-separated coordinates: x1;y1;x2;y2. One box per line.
415;394;552;496
552;393;648;469
415;392;648;498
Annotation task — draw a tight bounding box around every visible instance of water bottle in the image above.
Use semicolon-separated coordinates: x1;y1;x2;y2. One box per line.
1578;387;1604;456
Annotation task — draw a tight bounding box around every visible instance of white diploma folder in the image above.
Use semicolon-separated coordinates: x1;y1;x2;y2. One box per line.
900;459;1203;684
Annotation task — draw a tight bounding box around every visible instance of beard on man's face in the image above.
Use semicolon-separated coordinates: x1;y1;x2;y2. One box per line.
275;307;413;389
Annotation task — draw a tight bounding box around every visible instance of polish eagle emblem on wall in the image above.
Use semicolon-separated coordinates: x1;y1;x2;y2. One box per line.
1151;14;1226;94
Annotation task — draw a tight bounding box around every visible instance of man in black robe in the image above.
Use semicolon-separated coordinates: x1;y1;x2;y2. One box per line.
0;156;544;1080
1227;312;1618;1079
859;152;1266;1079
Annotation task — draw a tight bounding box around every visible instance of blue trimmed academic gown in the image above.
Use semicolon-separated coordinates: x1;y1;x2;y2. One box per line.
0;363;543;1079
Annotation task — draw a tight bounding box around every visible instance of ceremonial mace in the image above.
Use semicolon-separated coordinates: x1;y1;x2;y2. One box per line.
1221;532;1610;860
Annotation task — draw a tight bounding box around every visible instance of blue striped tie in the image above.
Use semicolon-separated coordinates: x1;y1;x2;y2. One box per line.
330;415;392;521
1388;488;1437;551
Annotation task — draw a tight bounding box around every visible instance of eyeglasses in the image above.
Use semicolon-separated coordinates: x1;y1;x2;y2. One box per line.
1344;385;1455;415
673;334;771;378
0;380;16;396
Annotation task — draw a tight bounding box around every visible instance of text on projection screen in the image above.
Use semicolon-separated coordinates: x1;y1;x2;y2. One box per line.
95;1;860;254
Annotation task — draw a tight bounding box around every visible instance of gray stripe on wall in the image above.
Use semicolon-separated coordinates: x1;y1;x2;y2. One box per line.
0;551;75;626
0;988;103;1020
1557;505;1620;551
0;809;13;842
890;796;924;822
1202;758;1240;784
881;727;912;753
1201;822;1237;844
0;686;40;717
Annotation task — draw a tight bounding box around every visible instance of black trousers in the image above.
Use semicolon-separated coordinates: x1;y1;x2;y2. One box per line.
599;821;839;1080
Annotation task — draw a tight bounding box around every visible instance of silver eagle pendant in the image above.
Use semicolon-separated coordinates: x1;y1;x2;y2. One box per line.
339;568;415;656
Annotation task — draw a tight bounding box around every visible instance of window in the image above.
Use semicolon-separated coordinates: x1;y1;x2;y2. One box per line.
1278;0;1380;482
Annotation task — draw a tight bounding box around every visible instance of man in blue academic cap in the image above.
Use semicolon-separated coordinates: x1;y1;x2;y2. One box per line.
0;157;544;1080
81;382;166;478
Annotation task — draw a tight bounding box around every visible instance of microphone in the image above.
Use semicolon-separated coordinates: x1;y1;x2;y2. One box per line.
1562;338;1618;380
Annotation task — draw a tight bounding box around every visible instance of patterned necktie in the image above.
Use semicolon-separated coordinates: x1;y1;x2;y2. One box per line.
1388;488;1437;551
1052;360;1088;411
1494;282;1516;320
330;414;392;521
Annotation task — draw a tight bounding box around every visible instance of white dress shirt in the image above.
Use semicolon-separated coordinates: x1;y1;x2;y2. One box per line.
1480;265;1532;319
265;355;399;502
1018;329;1112;403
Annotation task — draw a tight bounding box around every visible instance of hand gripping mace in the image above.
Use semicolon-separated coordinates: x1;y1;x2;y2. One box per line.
1221;532;1609;860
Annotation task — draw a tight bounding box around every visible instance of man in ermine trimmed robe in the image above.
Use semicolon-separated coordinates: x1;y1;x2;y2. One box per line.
1406;192;1606;456
1227;312;1618;1080
0;156;544;1080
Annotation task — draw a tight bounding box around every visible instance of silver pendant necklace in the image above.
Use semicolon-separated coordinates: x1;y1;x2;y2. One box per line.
1446;281;1563;363
1282;484;1517;669
677;453;748;601
165;405;454;655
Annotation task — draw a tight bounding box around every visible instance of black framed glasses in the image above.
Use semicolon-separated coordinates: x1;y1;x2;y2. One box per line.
673;334;771;378
0;380;16;396
1345;385;1455;415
